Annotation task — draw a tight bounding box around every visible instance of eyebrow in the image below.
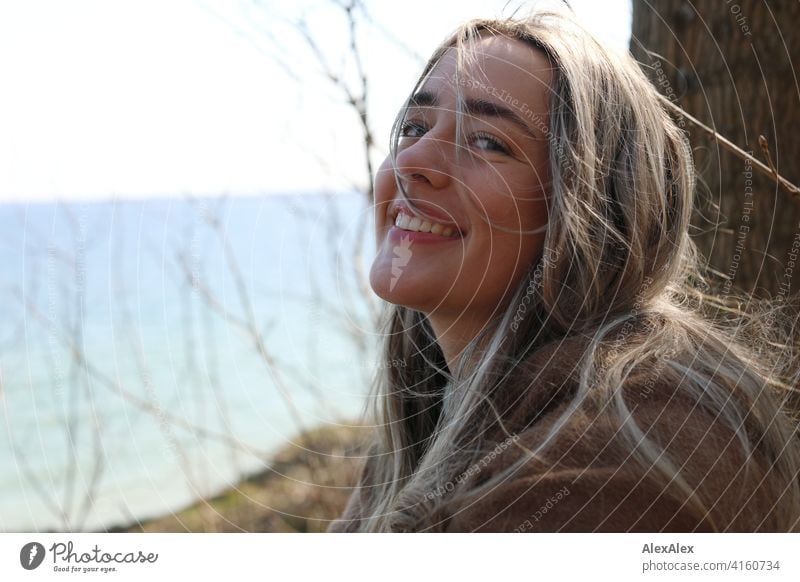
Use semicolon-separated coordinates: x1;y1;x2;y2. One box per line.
408;90;539;140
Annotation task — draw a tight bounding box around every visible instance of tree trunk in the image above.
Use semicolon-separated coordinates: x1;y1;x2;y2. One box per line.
630;0;800;299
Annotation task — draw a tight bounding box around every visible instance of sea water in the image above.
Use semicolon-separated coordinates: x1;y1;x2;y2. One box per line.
0;192;378;531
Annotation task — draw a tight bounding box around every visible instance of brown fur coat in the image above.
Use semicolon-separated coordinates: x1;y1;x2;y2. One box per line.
330;333;797;532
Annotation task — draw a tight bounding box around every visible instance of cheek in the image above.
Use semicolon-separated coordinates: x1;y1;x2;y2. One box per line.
468;164;549;231
465;229;544;308
373;158;397;231
374;158;396;204
463;186;548;290
474;193;548;236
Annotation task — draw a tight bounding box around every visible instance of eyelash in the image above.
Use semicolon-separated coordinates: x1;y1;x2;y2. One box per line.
471;132;511;155
399;120;427;139
398;120;512;156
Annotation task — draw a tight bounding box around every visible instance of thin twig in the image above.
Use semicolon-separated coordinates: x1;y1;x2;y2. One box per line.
758;135;778;177
183;199;308;433
14;287;272;459
658;94;800;198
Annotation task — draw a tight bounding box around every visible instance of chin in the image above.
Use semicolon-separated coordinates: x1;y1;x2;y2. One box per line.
369;257;436;311
369;258;410;305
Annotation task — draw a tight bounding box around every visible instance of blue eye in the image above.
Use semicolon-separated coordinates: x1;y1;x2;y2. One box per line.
399;120;427;139
471;132;511;154
398;120;512;156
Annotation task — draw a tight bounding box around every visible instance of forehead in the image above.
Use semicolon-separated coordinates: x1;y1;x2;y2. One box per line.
420;35;553;108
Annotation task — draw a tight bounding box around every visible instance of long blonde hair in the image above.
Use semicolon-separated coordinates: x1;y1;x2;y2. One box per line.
339;11;800;532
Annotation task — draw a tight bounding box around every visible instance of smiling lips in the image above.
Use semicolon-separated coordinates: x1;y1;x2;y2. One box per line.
390;207;462;239
394;211;458;237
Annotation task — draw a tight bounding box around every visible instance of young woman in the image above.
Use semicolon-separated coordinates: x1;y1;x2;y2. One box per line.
330;12;800;532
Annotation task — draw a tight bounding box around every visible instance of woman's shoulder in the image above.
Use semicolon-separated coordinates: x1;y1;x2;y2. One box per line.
497;315;750;431
493;326;678;430
447;332;776;532
447;403;760;532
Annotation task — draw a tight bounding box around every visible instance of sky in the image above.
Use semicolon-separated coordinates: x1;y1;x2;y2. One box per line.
0;0;631;202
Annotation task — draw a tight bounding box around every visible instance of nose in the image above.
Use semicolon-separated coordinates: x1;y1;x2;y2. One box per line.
394;131;453;191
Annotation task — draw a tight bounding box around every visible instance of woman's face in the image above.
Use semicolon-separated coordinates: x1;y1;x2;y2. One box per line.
370;35;553;324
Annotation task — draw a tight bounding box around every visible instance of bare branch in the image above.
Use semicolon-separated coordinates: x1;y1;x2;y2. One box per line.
658;94;800;198
14;286;273;459
182;198;308;433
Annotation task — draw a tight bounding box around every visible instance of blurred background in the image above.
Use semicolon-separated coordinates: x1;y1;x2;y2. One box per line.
2;0;797;532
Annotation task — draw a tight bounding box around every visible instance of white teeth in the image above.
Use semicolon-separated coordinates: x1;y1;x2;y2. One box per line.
393;211;458;237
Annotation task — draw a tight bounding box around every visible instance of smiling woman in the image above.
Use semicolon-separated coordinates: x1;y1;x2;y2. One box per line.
330;11;800;532
369;35;551;366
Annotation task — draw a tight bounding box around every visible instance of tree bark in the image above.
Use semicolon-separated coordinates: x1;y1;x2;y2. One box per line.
630;0;800;298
